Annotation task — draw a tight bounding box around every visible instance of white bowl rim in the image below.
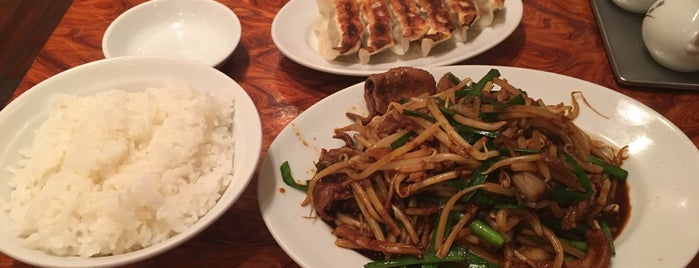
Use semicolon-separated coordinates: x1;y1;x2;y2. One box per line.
102;0;242;67
0;56;262;268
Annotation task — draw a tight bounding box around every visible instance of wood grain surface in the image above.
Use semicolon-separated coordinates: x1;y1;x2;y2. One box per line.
0;0;72;108
1;0;698;267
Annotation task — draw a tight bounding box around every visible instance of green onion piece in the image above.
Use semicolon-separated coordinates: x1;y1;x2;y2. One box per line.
505;94;526;105
469;219;505;247
446;72;462;85
470;192;496;207
465;250;499;268
511;148;542;155
589;155;628;181
280;161;308;192
541;217;587;237
439;104;456;117
364;247;469;268
421;212;460;268
390;132;414;150
559;238;588;252
564;153;593;193
483;93;526;108
453;124;500;139
470;69;501;96
440;213;457;247
455;69;500;99
525;235;548;246
494;199;526;209
599;220;616;255
479;112;499;122
458;131;483;145
433;97;456;116
482;97;502;106
455;88;471;99
403;109;436;123
449;159;495;202
419;212;455;268
551;183;590;204
478;93;525;122
421;248;439;267
433;97;446;105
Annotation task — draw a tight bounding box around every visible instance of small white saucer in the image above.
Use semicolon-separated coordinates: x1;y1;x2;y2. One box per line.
102;0;241;67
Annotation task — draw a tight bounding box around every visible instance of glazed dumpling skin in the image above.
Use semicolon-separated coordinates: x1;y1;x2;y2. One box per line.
315;0;365;61
446;0;480;42
358;0;396;64
386;0;428;55
416;0;456;57
471;0;505;30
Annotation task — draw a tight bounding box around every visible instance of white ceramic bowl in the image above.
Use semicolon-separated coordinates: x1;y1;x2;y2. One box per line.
0;56;262;267
102;0;241;67
611;0;656;14
641;0;699;72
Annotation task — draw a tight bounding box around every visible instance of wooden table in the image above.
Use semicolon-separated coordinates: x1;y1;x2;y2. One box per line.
1;0;698;267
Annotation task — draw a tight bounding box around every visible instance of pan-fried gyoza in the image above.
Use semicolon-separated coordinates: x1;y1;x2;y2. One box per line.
282;67;630;267
314;0;506;63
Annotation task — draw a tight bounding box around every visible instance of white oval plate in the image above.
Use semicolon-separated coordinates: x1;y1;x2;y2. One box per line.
271;0;523;76
258;65;699;267
0;56;262;268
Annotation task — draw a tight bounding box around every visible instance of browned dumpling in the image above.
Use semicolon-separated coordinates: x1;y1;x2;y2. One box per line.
387;0;429;55
315;0;365;61
358;0;396;64
446;0;480;42
416;0;456;57
472;0;505;30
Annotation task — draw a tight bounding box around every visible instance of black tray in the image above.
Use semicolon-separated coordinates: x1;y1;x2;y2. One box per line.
589;0;699;90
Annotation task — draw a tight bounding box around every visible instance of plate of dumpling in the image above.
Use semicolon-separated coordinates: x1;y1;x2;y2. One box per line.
272;0;523;76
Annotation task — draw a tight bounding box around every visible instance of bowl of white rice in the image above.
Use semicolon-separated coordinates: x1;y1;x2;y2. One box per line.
0;56;262;267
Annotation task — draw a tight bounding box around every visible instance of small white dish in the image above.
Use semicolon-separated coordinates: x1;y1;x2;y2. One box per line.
0;56;262;267
102;0;241;67
258;65;699;268
271;0;523;76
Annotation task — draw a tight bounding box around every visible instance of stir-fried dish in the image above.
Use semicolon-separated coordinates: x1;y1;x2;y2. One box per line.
282;67;630;268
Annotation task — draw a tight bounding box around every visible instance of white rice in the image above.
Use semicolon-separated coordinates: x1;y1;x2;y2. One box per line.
1;84;235;257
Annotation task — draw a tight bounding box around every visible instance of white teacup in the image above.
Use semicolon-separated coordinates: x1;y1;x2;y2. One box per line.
641;0;699;72
612;0;656;14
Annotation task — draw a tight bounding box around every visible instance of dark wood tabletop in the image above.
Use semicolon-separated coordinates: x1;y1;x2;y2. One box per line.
1;0;697;267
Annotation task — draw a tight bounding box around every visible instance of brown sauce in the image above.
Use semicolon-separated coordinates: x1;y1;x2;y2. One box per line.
604;180;632;239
